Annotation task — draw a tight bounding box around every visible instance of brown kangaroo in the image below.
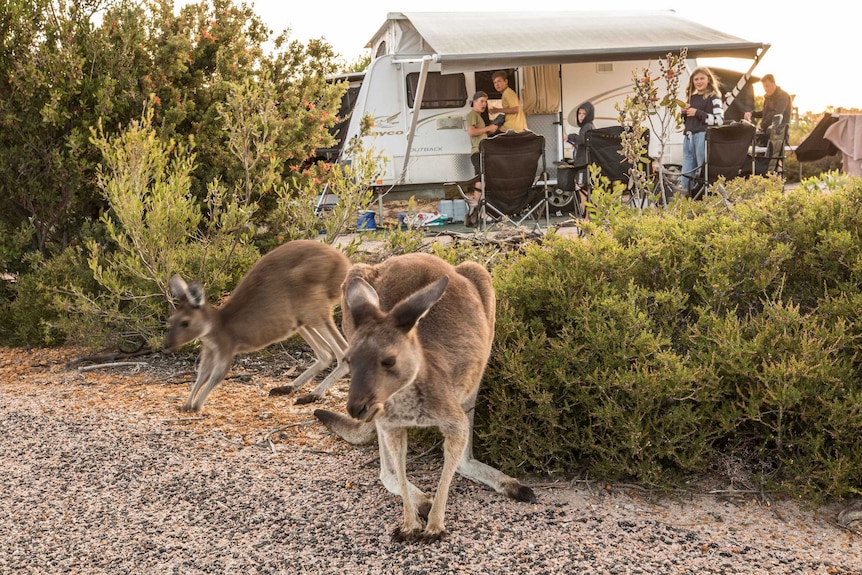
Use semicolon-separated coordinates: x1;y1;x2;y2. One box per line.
314;253;535;542
163;240;350;412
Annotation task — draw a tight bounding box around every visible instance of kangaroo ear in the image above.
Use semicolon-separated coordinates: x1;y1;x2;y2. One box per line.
169;275;206;308
169;275;189;299
186;280;206;308
344;277;381;324
391;276;448;331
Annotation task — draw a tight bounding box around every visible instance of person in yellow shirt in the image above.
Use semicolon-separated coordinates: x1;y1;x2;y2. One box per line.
489;70;527;133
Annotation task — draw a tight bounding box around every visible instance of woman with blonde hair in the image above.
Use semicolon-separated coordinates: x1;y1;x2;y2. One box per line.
680;66;724;194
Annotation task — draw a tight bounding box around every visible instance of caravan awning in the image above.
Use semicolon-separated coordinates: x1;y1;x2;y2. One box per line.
381;11;767;73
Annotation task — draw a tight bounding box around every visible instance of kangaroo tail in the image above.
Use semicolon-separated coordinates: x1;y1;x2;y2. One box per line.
314;409;377;445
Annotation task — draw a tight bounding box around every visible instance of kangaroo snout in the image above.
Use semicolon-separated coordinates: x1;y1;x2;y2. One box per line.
347;398;383;422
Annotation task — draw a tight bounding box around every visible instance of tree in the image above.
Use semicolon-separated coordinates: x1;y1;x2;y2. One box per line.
616;49;688;207
0;0;369;346
0;0;150;264
0;0;347;268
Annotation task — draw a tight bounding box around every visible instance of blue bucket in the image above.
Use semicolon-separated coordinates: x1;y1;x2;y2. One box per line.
357;210;377;230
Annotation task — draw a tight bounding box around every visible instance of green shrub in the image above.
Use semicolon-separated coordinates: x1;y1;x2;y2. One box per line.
4;248;100;346
480;177;862;497
480;233;715;486
687;301;862;498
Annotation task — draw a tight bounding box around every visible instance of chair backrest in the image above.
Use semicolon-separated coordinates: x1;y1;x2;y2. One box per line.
479;130;545;215
794;114;838;163
767;122;790;161
705;122;756;183
583;126;651;185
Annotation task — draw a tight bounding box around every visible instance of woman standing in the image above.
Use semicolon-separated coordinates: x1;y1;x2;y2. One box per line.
681;67;724;194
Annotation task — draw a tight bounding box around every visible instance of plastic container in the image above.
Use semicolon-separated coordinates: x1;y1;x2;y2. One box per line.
437;200;453;221
438;199;468;223
451;199;468;223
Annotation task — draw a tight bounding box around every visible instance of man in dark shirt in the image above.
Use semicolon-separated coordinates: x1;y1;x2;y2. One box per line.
744;74;793;143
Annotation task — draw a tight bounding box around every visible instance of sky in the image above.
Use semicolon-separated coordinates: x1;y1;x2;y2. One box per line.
195;1;851;113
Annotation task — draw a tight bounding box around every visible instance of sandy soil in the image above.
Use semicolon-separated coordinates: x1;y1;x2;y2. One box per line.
1;346;861;574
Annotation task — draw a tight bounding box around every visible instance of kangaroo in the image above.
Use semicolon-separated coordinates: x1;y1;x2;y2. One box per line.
163;240;350;412
314;253;535;542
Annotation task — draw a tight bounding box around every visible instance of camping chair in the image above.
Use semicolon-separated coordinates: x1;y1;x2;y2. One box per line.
753;114;790;180
687;122;756;200
457;130;550;231
575;126;652;209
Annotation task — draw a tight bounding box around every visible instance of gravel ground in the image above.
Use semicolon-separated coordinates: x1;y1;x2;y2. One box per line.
2;346;861;574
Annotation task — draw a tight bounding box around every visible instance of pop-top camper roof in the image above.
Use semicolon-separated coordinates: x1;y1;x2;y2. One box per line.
368;11;768;73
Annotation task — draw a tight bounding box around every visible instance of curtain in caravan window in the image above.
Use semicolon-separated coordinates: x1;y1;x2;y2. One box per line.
523;65;560;115
406;72;467;109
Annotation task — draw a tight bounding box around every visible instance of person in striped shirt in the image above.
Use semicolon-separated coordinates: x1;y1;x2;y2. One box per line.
680;66;724;194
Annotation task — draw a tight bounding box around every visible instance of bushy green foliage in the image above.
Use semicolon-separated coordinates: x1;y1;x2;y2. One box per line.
0;1;345;292
70;102;259;349
686;301;862;494
482;177;862;498
3;247;99;346
0;0;352;346
481;232;715;485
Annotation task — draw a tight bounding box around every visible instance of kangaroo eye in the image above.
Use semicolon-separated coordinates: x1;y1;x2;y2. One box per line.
180;320;190;329
381;356;396;369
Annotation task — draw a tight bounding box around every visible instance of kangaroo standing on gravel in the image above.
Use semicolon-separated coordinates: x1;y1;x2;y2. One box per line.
163;240;350;412
314;253;535;542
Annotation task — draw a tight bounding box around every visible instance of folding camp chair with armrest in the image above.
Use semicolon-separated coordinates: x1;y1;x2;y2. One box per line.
683;122;756;200
454;130;550;231
572;126;652;209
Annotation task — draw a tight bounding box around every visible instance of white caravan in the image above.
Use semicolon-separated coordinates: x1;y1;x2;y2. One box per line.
331;11;768;213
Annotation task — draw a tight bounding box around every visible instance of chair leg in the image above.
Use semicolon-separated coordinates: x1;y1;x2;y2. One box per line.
465;199;479;228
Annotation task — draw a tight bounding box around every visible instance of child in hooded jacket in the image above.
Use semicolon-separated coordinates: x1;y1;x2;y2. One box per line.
567;101;595;166
566;101;595;217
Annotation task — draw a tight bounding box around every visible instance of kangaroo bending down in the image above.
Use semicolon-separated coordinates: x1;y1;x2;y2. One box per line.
163;240;350;412
314;253;535;542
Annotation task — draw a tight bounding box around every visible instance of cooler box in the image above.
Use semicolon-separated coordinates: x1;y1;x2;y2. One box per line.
438;199;468;223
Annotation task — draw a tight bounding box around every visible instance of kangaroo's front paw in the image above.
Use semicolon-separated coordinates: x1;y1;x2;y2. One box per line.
268;385;296;397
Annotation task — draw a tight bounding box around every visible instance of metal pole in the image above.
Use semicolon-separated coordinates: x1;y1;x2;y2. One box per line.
397;55;433;186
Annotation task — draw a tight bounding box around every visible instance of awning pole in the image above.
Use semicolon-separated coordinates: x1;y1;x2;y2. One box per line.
724;44;771;109
398;55;432;185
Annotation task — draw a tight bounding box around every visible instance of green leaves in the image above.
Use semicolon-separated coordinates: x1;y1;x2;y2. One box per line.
481;182;862;497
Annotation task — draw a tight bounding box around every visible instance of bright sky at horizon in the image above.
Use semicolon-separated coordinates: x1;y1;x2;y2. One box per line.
186;1;851;114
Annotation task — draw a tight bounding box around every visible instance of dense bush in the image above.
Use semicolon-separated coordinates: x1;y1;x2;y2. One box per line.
479;175;862;498
0;0;351;346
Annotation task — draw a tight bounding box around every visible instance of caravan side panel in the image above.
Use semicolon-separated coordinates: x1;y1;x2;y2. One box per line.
344;56;475;191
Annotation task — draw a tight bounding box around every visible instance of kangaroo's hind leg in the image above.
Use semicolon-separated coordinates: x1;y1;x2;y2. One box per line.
294;319;350;405
455;392;537;503
269;326;335;397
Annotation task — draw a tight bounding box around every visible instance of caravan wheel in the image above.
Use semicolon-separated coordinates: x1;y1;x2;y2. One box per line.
548;188;577;217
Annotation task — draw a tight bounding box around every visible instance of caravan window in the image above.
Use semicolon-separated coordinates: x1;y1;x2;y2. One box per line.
406;72;467;109
474;70;518;99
